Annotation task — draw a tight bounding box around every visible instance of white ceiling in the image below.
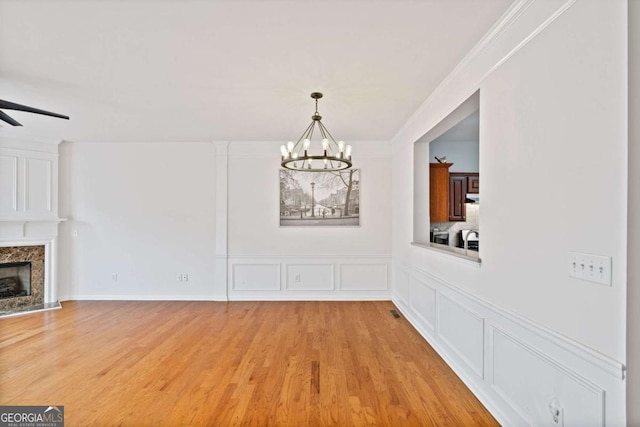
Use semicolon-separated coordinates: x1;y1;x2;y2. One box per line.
0;0;513;143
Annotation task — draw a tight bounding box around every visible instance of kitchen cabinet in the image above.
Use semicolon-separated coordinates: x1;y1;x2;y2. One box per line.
467;173;479;194
429;163;452;222
449;173;467;221
430;166;478;223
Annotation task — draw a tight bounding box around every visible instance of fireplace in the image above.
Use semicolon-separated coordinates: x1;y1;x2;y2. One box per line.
0;246;45;314
0;262;32;299
1;138;62;315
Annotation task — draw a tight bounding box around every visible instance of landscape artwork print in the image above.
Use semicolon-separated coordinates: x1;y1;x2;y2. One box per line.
280;169;360;226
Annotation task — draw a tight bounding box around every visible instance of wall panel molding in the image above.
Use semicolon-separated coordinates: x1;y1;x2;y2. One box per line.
408;276;436;331
213;141;229;300
392;260;625;426
339;263;388;291
286;264;334;291
228;255;391;300
437;293;484;379
231;263;281;291
489;325;605;426
24;158;53;213
0;146;60;222
0;155;18;213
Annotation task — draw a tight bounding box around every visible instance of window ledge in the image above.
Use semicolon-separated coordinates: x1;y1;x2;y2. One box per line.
411;242;482;267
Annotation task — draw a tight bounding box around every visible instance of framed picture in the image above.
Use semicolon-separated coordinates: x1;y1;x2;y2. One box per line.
280;169;360;226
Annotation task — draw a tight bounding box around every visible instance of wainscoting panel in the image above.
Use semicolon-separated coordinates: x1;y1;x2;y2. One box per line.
394;268;410;305
339;263;388;291
392;260;625;427
408;276;436;331
437;294;484;378
228;256;391;300
232;263;280;291
286;264;334;291
490;326;604;426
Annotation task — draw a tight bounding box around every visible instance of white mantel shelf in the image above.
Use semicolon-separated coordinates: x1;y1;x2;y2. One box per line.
0;219;66;241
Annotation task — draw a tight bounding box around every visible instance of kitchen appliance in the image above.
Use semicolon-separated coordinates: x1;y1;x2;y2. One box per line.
457;229;479;251
430;231;449;246
464;193;480;204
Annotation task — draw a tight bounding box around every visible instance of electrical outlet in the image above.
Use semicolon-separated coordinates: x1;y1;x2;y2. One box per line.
111;273;118;282
568;252;611;286
549;398;564;426
177;274;189;282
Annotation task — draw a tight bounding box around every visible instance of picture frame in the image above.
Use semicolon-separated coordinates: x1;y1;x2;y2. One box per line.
279;169;360;227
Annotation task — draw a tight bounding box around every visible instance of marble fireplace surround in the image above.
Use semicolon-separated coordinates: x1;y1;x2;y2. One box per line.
0;239;59;317
0;245;45;313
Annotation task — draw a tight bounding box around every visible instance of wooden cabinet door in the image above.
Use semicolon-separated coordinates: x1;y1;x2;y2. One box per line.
429;163;452;222
467;174;480;194
449;174;467;221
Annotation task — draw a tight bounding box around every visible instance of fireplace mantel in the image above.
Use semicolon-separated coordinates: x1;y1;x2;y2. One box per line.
0;218;66;240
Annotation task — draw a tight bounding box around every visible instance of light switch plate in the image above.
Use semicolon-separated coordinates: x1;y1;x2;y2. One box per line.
568;252;612;286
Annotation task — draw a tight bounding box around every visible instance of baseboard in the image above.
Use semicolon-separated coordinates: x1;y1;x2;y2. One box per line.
228;292;391;301
67;294;229;302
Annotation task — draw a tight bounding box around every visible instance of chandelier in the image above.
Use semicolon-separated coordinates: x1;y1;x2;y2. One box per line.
280;92;352;172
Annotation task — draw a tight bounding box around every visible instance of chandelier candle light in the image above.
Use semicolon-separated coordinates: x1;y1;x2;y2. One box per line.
280;92;352;172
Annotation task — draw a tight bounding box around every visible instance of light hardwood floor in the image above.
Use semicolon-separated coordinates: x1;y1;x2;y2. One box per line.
0;301;498;426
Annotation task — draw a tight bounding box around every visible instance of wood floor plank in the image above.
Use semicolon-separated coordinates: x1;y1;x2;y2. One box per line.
0;301;498;426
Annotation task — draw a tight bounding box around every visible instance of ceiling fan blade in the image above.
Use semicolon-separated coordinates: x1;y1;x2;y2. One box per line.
0;99;69;120
0;110;22;126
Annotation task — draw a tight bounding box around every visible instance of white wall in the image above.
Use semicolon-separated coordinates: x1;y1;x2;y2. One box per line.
429;140;479;173
394;0;626;365
391;0;627;425
627;0;639;423
56;139;392;301
478;0;626;360
226;140;392;299
58;142;220;300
